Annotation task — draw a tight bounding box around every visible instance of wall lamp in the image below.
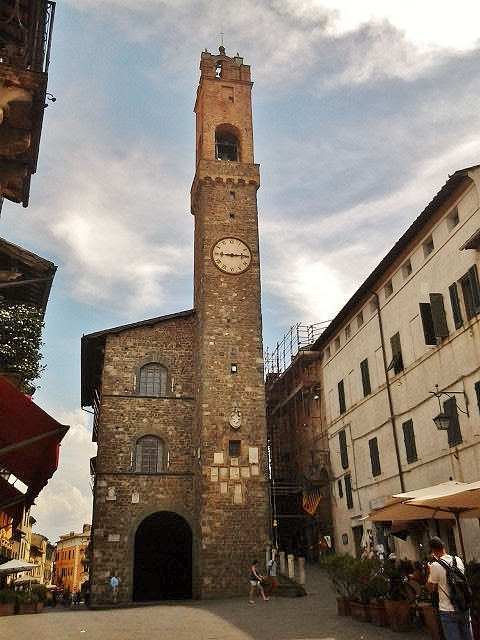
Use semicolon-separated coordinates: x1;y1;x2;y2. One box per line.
429;384;469;431
44;92;56;108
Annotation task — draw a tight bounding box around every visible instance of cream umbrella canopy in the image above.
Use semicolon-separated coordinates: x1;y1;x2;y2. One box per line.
367;480;480;559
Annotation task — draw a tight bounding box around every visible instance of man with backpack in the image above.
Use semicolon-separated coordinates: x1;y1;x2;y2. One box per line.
426;536;473;640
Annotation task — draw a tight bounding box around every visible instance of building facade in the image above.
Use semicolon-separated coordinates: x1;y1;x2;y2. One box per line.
81;48;270;604
54;524;91;594
267;165;480;562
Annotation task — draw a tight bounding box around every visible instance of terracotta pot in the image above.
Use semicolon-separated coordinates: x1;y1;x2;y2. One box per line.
420;603;444;640
17;601;43;614
350;601;371;622
336;596;352;616
368;602;389;626
384;598;411;632
0;602;15;616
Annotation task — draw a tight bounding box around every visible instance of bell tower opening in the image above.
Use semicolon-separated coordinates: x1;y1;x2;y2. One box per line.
133;511;192;601
215;125;239;161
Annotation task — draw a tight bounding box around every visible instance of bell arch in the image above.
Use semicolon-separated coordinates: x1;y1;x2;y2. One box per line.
133;511;192;601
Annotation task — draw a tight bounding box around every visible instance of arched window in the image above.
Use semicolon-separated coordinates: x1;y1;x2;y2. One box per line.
139;363;167;397
135;435;164;473
215;128;239;161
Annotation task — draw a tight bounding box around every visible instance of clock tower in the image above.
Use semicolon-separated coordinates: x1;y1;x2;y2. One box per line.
191;47;269;597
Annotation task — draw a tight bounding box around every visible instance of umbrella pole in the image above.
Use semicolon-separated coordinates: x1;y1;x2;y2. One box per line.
455;513;466;560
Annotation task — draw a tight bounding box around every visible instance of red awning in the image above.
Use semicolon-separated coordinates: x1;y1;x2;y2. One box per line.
0;375;69;521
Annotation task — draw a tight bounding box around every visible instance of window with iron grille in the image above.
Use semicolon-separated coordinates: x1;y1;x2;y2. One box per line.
139;363;167;397
135;435;164;473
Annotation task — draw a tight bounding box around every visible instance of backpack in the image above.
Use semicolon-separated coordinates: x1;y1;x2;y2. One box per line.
435;556;472;612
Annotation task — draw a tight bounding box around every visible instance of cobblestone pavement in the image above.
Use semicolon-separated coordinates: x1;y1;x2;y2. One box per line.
0;564;433;640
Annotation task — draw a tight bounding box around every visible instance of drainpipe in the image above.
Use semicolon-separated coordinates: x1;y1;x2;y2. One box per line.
373;292;405;493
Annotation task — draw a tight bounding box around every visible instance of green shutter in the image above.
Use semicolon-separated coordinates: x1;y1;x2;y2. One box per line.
430;293;449;338
449;283;463;329
419;303;436;345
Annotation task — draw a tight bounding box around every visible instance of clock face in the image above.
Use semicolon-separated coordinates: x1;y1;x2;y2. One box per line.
212;237;252;274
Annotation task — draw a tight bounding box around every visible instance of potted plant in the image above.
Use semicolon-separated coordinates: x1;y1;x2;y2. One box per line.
0;303;45;393
16;589;43;614
349;557;383;622
382;559;415;632
466;561;480;640
320;553;358;615
0;589;16;616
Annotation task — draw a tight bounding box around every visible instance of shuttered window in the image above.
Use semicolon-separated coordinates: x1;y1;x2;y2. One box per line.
388;332;404;374
338;379;346;414
402;419;418;463
345;474;353;509
369;437;381;477
449;283;463;329
461;265;480;320
339;429;349;469
444;397;462;447
420;294;449;345
360;358;371;396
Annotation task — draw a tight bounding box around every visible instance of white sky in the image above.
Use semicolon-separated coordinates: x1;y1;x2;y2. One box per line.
2;0;479;542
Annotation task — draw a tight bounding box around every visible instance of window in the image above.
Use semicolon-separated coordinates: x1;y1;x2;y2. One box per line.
370;298;378;314
360;358;371;396
344;474;353;509
228;440;241;457
402;419;418;463
334;336;340;351
216;127;239;161
338;379;346;414
444;397;462;447
356;312;364;328
402;259;412;278
423;236;434;257
135;436;164;473
384;280;393;298
449;283;463;329
447;207;459;231
419;293;449;345
345;324;351;339
339;429;348;469
388;332;404;374
369;437;381;477
460;265;480;320
325;346;331;359
474;380;480;413
337;479;343;499
139;363;167;397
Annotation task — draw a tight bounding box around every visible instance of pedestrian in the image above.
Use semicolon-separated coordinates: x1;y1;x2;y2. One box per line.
248;559;269;604
266;551;279;598
110;573;120;603
426;536;473;640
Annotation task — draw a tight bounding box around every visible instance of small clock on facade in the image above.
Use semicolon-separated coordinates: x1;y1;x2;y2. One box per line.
212;237;252;274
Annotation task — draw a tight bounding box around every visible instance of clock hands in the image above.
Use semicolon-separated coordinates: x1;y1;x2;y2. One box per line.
217;252;250;258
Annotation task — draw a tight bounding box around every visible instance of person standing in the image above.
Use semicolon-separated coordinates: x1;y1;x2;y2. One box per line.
267;552;279;598
426;536;473;640
110;573;120;603
248;560;269;604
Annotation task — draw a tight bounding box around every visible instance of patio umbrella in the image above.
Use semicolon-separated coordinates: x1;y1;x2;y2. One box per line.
367;480;480;559
405;480;480;559
0;559;39;575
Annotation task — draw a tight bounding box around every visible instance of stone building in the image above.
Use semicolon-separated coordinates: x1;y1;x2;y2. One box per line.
81;48;270;604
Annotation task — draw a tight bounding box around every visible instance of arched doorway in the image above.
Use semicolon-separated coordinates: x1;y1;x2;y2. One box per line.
133;511;192;601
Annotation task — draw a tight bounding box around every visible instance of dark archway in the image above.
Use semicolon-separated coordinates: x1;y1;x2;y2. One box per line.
133;511;192;601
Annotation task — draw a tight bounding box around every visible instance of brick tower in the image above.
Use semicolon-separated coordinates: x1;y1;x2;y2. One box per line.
82;48;269;604
191;46;270;598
